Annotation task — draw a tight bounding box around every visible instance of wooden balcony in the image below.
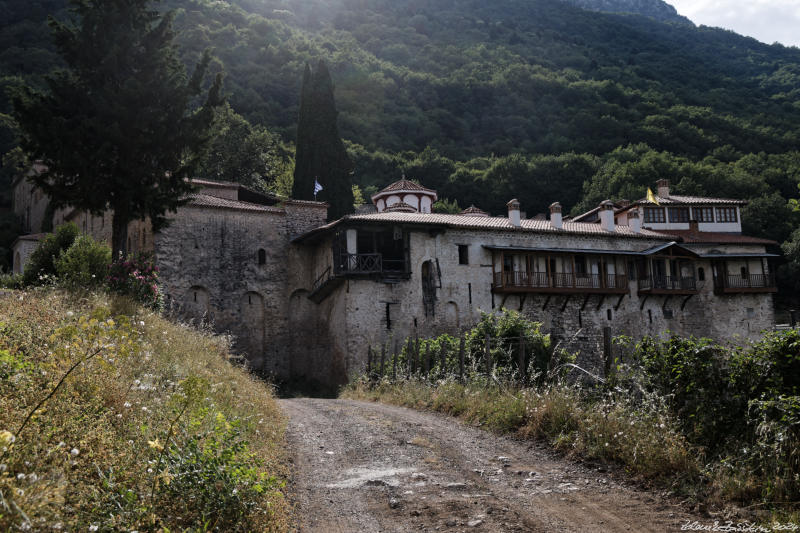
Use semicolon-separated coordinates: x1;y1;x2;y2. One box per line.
637;275;698;295
492;271;629;294
714;273;777;294
309;253;409;303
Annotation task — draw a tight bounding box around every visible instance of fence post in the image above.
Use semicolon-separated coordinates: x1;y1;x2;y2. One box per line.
603;326;612;378
414;336;421;376
485;334;492;377
458;334;465;382
423;343;431;377
392;340;398;381
406;337;413;379
518;331;526;385
439;343;447;378
367;346;372;380
379;343;386;378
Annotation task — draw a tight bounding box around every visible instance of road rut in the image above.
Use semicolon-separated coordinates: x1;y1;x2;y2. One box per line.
282;398;697;532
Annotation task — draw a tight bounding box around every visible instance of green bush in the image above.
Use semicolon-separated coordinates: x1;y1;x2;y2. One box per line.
22;222;79;285
54;234;111;289
0;272;24;289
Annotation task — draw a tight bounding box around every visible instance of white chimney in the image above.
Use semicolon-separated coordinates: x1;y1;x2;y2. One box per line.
657;179;670;198
549;202;562;229
628;208;641;233
507;199;521;227
599;200;615;232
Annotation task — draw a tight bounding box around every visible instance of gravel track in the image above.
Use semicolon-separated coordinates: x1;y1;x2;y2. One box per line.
281;398;698;532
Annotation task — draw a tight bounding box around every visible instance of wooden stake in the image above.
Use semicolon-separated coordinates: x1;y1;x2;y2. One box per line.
392;340;398;381
458;334;465;381
380;343;386;378
485;334;492;376
518;331;526;384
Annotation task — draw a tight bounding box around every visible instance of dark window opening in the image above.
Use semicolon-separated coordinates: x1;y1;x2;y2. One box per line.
193;291;197;302
248;294;252;304
258;248;266;265
698;267;705;281
607;309;612;320
574;255;587;275
353;228;407;273
648;309;653;323
693;207;714;223
668;207;690;223
385;302;392;330
716;207;738;223
644;207;665;224
627;260;637;280
422;260;437;317
741;266;748;279
664;309;674;319
468;283;472;304
458;244;469;265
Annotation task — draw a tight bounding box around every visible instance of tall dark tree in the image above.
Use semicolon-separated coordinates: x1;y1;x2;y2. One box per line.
11;0;223;257
292;60;353;221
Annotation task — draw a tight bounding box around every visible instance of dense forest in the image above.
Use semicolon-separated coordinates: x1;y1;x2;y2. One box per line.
1;0;799;299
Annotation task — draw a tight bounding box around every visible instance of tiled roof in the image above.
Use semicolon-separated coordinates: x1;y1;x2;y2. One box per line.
187;193;283;213
633;194;747;206
188;178;240;189
14;233;47;242
293;212;671;243
373;179;437;197
461;205;489;216
655;229;777;245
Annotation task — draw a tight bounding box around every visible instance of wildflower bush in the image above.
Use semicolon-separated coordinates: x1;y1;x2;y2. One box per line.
107;254;163;310
0;290;289;531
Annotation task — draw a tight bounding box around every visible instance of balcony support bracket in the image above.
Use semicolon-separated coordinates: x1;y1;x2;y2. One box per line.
681;294;693;310
500;293;509;309
595;294;606;311
542;295;551;310
614;294;626;311
518;294;527;311
662;295;671;311
580;294;590;311
639;295;649;310
560;294;571;313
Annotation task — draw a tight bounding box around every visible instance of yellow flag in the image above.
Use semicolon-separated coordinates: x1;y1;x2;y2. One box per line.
646;188;660;205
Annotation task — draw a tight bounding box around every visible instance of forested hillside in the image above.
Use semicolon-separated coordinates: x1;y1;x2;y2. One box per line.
2;0;800;299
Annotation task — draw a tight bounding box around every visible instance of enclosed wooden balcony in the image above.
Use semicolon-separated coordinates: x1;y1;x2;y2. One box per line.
492;271;629;294
713;273;777;294
637;275;698;295
309;252;409;303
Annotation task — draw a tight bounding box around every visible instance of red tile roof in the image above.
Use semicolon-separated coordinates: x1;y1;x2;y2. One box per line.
293;211;671;243
384;201;417;212
460;205;489;216
633;194;747;206
377;179;436;194
187;193;283;213
655;229;776;245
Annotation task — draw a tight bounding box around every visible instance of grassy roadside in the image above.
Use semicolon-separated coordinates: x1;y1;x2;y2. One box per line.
0;289;290;531
342;377;795;523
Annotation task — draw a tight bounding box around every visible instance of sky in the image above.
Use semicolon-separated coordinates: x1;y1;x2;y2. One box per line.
668;0;800;48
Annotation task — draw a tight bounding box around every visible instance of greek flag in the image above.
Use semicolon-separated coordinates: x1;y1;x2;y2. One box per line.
314;179;323;195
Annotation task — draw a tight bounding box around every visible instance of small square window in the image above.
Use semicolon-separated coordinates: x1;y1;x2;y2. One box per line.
643;207;665;223
458;245;469;265
693;207;714;223
716;207;738;223
668;207;689;223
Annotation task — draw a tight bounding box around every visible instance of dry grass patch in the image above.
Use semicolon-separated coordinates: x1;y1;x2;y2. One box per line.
0;289;289;531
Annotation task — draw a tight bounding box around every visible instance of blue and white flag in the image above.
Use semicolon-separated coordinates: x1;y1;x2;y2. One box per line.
314;179;323;195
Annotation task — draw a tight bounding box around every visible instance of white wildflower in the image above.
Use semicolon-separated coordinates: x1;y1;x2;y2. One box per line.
89;526;99;532
66;311;74;317
70;448;79;456
123;402;132;408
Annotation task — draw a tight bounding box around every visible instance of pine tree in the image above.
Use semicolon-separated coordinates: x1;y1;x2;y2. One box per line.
292;60;354;221
11;0;223;258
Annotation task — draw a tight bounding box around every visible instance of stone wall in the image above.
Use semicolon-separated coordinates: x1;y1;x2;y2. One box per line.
305;226;775;383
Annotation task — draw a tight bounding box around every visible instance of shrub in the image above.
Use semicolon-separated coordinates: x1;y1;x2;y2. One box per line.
0;272;24;289
54;234;111;289
107;254;163;310
22;222;79;285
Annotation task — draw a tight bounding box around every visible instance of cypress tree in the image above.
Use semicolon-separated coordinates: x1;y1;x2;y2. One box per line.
292;60;354;221
11;0;223;258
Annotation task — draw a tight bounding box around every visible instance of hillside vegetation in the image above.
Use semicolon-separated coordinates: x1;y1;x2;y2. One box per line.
0;289;290;531
2;0;800;299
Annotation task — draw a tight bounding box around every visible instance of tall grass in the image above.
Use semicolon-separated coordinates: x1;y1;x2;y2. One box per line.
0;288;289;531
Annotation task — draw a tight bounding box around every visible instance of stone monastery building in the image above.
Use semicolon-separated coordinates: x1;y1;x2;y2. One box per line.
13;176;778;389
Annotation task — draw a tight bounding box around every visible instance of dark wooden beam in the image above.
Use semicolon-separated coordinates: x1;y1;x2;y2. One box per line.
518;294;527;311
614;293;626;311
580;293;590;311
639;294;649;310
595;294;606;311
662;295;671;311
542;294;551;311
681;294;693;310
560;294;571;312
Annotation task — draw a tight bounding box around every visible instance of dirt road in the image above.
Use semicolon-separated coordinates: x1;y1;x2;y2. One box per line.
282;398;698;532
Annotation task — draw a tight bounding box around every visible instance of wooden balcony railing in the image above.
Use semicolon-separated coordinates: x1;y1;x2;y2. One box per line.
492;271;629;294
714;273;777;293
334;253;383;275
637;275;697;294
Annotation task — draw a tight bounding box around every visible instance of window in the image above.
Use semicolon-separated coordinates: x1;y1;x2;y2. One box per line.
643;207;665;223
668;207;689;223
716;206;738;223
258;248;266;265
698;267;705;281
458;244;469;265
693;206;714;223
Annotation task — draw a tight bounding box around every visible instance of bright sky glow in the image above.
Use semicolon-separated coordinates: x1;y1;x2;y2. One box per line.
669;0;800;48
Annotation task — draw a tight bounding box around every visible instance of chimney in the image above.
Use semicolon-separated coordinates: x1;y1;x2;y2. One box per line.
549;202;562;229
599;200;615;232
656;179;670;198
628;208;641;233
507;199;521;227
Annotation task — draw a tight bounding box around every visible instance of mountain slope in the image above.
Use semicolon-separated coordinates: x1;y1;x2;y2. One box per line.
561;0;691;25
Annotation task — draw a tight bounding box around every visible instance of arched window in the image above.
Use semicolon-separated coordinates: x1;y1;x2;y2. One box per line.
258;249;266;265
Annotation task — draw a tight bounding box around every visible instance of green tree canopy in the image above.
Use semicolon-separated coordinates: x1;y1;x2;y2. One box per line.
292;60;353;221
11;0;223;257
